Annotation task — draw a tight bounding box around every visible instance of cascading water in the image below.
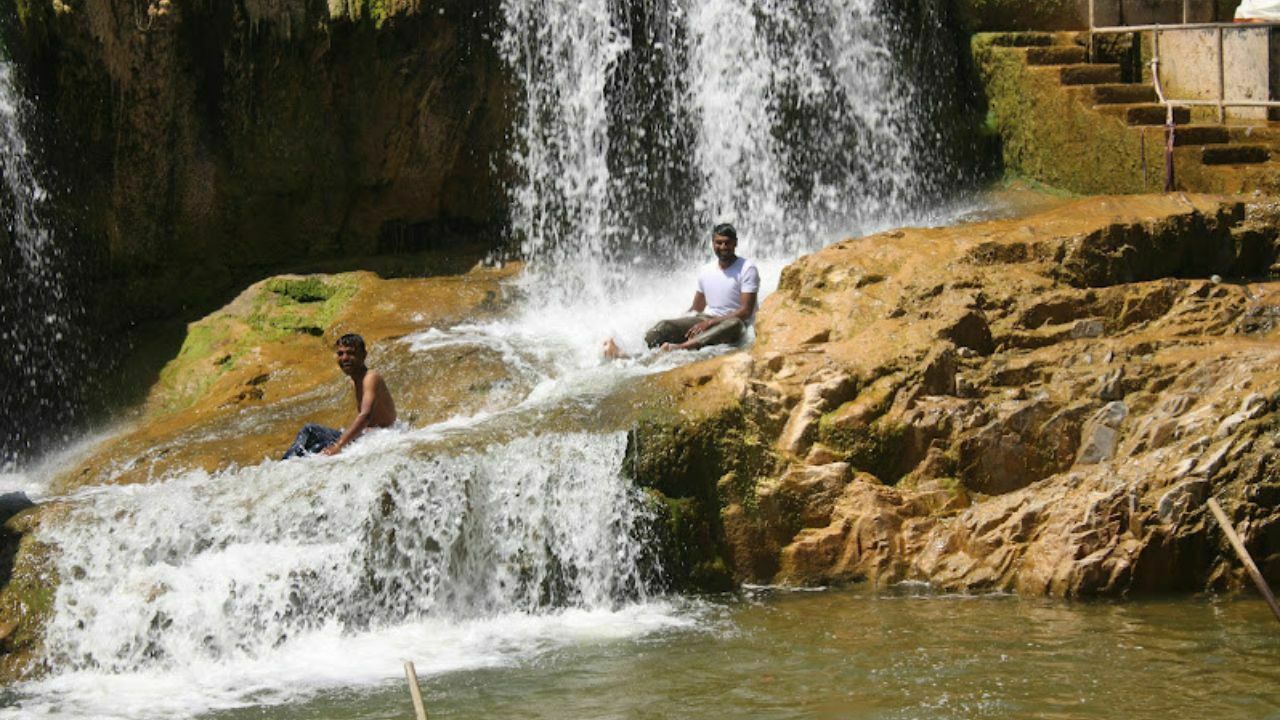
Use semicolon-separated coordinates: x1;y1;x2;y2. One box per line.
0;49;84;469
501;0;979;308
4;1;984;716
41;433;650;670
9;431;673;718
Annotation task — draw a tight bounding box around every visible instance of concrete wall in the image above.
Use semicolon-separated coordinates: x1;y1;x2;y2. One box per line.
960;0;1241;32
1089;0;1220;26
1157;26;1278;120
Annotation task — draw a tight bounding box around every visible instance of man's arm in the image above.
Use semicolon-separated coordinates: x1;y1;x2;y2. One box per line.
321;372;382;456
688;291;707;313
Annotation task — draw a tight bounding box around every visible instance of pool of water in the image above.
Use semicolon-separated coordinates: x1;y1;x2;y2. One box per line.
203;588;1280;720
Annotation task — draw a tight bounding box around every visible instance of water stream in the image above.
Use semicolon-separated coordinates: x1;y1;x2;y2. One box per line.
0;51;85;468
8;3;1264;720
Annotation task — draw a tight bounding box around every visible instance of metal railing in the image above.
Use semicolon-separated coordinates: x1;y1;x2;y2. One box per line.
1088;0;1280;123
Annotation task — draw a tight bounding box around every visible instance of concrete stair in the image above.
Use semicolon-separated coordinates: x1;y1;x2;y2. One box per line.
1200;144;1271;165
1026;46;1088;65
1171;125;1231;145
993;31;1280;190
1058;64;1123;85
1087;83;1158;104
1097;103;1191;125
988;32;1057;47
1228;125;1280;143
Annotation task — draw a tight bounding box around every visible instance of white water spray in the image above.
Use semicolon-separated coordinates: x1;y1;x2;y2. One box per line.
1;53;83;466
40;433;650;674
3;432;670;718
500;0;961;307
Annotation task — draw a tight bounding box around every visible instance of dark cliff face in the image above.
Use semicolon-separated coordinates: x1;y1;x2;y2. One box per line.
3;0;510;322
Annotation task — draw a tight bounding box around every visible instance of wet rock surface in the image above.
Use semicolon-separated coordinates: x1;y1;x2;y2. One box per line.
51;265;520;491
639;194;1280;597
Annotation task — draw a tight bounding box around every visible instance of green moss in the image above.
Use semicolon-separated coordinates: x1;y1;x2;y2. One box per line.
627;405;780;504
818;416;909;484
154;318;241;412
151;274;358;412
641;491;734;593
997;172;1081;198
264;277;338;303
248;275;357;341
0;521;57;683
624;398;784;592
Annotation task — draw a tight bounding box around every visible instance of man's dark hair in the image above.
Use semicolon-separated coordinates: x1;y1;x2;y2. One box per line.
336;333;366;354
713;223;737;242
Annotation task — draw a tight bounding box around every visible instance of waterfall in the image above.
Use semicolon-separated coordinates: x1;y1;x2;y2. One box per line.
500;0;974;306
0;52;84;468
41;433;651;673
7;431;665;717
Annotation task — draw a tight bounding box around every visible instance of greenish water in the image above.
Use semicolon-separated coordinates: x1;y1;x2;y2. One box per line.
207;588;1280;720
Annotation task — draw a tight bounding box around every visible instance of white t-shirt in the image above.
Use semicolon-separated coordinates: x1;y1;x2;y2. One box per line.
1237;0;1280;20
698;257;760;320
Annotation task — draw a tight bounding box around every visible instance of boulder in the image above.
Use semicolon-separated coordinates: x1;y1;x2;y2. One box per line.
659;194;1280;597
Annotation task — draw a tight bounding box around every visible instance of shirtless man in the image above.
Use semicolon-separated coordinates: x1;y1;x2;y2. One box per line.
282;333;397;459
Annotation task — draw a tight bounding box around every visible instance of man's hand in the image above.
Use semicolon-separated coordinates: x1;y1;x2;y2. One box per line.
685;319;717;339
320;444;341;456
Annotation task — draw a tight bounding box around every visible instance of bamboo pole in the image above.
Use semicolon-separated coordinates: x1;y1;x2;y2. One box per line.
404;661;429;720
1207;498;1280;624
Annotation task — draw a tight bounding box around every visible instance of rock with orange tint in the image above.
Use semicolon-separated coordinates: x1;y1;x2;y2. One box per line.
640;194;1280;597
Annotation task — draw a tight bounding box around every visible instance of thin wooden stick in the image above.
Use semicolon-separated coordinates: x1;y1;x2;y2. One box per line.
404;661;429;720
1207;498;1280;624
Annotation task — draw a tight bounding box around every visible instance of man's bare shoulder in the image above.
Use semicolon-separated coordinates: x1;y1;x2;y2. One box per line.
364;369;395;402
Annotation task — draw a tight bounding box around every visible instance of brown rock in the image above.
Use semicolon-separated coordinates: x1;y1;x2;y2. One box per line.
667;194;1280;597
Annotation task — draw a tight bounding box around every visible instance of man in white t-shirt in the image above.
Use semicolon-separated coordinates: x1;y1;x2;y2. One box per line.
605;223;760;356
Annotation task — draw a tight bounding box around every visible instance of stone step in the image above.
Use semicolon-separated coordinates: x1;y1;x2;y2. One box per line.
1201;144;1271;165
1088;83;1157;104
987;32;1057;47
1227;125;1280;143
1096;103;1191;125
1059;64;1122;85
1026;46;1087;65
1170;125;1231;146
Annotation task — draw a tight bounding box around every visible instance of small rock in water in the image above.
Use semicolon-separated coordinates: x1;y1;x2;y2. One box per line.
1210;274;1223;284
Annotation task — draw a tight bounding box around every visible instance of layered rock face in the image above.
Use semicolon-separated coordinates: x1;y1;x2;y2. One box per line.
3;0;508;320
639;194;1280;596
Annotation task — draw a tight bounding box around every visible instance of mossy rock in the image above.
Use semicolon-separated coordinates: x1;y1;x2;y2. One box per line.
818;416;909;485
640;491;734;593
623;393;784;591
152;274;358;413
0;508;57;683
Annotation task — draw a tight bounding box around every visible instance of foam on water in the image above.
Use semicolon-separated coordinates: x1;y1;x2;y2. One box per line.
6;603;700;720
4;432;677;717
